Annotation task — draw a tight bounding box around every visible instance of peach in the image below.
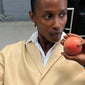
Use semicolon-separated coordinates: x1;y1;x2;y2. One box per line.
64;37;82;56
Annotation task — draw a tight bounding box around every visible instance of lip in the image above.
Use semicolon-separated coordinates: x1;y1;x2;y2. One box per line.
50;32;62;37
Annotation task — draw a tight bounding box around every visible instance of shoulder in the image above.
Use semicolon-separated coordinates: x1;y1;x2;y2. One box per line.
0;40;26;58
2;40;25;50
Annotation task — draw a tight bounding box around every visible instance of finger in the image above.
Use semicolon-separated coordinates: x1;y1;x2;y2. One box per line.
64;33;82;39
60;39;65;45
67;33;83;40
61;52;75;60
78;39;85;46
64;35;68;39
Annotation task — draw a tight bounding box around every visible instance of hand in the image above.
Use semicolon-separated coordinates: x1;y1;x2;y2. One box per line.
61;33;85;65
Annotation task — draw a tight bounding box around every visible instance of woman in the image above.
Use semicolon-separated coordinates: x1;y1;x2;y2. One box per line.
0;0;85;85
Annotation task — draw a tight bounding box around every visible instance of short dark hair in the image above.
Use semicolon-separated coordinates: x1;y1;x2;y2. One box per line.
31;0;38;14
31;0;68;14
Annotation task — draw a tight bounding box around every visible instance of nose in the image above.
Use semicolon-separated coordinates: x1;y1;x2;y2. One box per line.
52;17;61;30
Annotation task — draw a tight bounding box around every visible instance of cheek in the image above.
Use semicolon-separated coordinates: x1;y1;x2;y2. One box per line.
37;19;51;32
41;20;51;27
64;16;67;25
38;26;49;36
60;17;67;29
37;21;51;38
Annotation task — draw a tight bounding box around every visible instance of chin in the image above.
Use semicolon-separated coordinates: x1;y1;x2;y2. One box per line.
52;37;61;43
50;39;60;44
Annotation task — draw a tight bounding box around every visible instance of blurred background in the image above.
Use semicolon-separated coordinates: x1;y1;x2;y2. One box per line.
0;0;37;50
0;0;31;21
0;0;85;50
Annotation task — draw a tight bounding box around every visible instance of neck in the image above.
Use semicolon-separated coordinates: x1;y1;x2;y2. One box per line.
38;34;54;55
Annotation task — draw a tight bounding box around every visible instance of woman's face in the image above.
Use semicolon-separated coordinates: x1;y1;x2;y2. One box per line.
30;0;67;43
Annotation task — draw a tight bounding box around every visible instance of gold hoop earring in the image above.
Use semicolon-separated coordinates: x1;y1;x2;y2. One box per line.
33;23;36;27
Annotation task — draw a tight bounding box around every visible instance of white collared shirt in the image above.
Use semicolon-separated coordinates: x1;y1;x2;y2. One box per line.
26;31;66;67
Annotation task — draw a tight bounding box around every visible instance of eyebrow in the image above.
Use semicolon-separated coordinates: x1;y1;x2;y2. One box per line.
42;8;67;13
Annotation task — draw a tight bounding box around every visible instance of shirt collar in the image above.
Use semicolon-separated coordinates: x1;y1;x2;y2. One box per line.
26;31;38;44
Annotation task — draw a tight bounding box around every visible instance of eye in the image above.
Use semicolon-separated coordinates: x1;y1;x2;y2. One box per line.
44;14;53;20
59;12;67;18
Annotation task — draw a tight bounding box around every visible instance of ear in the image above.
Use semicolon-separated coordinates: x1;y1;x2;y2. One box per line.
29;11;35;23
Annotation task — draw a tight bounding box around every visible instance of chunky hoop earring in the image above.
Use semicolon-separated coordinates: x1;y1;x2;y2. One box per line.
33;23;36;27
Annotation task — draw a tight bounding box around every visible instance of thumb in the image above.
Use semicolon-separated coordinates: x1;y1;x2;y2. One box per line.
78;40;85;46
